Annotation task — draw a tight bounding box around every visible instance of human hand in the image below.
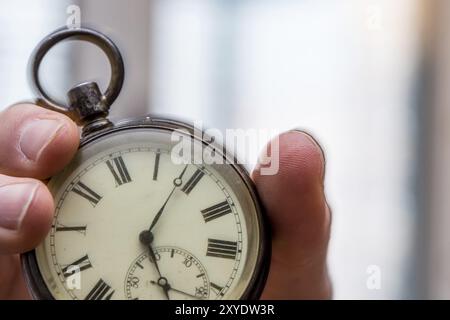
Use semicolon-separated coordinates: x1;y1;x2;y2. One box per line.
0;104;331;299
0;104;79;299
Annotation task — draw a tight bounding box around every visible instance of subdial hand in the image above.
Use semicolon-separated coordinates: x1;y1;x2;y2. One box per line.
150;280;205;300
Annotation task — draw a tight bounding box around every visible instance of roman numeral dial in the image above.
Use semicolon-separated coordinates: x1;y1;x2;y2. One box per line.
85;279;115;300
72;181;102;206
201;200;232;222
182;168;205;195
106;156;132;186
153;150;161;181
206;239;238;260
61;255;92;277
56;225;87;233
210;282;224;296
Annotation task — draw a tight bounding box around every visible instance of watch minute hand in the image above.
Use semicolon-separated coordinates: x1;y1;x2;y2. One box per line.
148;164;188;232
148;189;175;231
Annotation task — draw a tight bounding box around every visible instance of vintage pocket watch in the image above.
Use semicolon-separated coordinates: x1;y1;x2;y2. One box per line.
21;27;270;300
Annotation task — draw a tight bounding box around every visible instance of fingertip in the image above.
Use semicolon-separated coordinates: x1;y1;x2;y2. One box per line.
281;130;325;189
252;130;329;247
252;129;326;206
0;178;53;254
18;181;54;251
35;115;79;178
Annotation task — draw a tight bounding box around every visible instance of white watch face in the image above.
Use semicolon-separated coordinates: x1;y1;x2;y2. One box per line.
34;127;262;300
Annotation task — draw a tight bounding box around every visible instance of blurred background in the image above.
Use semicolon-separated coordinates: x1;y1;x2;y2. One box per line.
1;0;449;299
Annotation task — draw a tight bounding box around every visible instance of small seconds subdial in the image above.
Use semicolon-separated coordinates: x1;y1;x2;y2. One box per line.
125;247;210;300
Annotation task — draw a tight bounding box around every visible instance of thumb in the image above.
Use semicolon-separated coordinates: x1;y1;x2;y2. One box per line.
253;130;332;299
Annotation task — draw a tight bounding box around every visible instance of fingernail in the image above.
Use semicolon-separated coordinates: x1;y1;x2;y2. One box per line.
0;183;39;231
19;119;65;161
290;128;326;179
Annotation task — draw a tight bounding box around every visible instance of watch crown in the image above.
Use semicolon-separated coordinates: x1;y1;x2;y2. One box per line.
67;82;112;136
67;81;108;119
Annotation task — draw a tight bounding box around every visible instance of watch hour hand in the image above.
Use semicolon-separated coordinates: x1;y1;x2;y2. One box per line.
139;231;170;300
148;247;170;300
